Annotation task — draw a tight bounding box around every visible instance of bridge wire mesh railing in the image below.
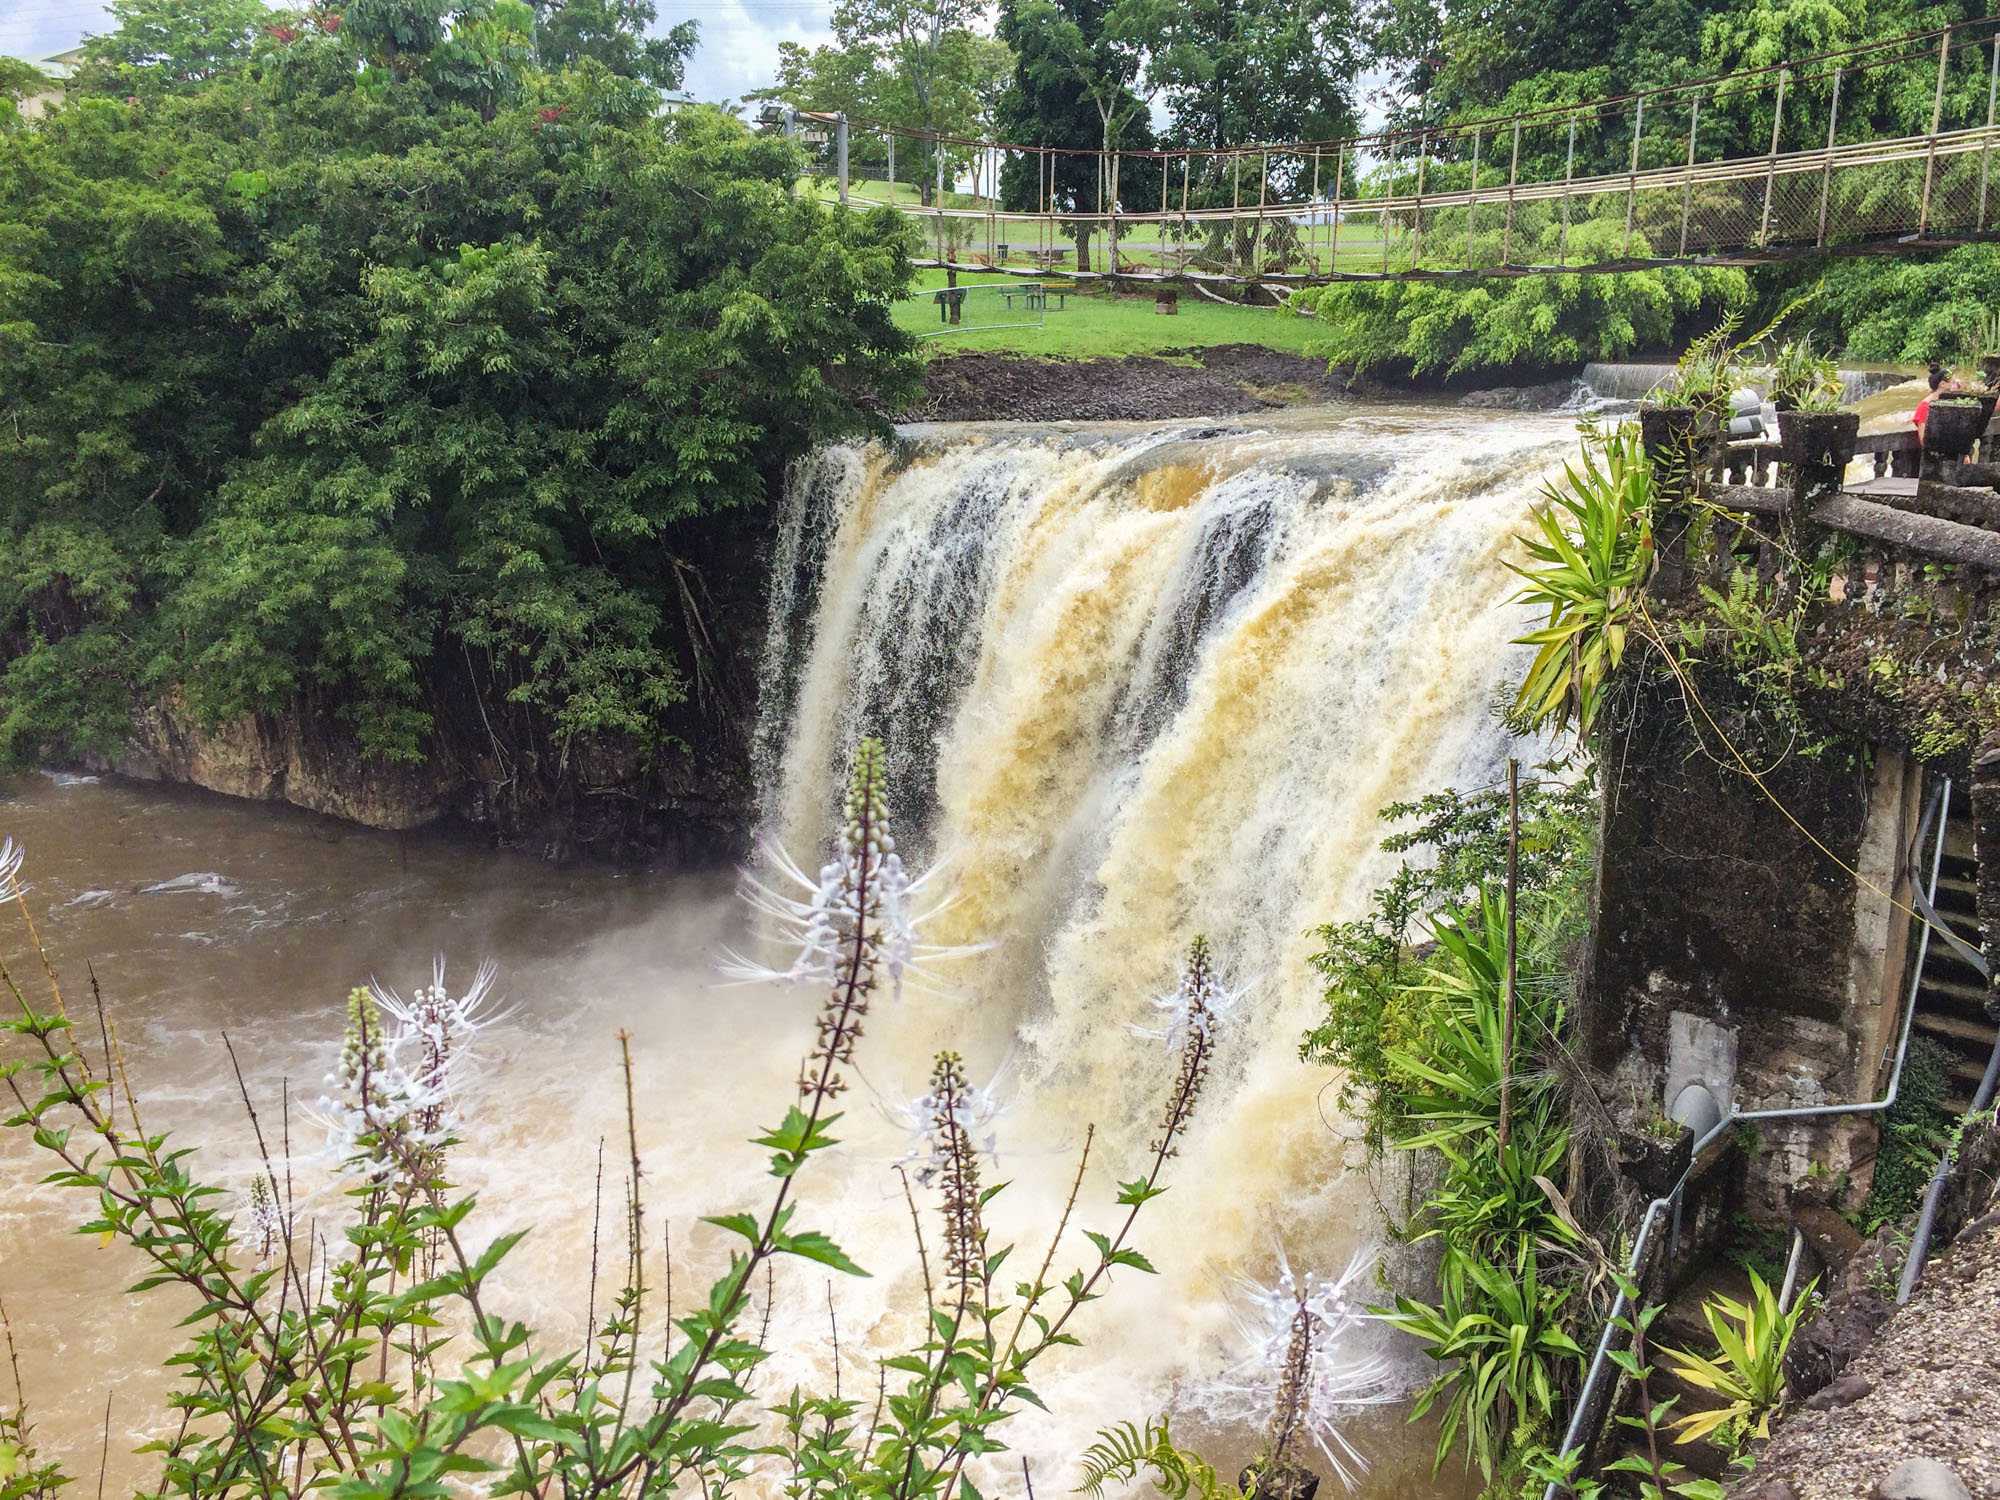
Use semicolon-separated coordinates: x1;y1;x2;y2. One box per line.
793;19;2000;284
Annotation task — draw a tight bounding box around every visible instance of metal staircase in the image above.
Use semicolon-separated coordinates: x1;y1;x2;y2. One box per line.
1908;784;1997;1114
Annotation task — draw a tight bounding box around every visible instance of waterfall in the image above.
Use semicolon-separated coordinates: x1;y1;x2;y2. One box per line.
750;406;1576;1480
1576;360;1913;407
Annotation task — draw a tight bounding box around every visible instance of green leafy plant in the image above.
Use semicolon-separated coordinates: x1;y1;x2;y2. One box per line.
1659;1268;1815;1454
1383;1244;1585;1478
1656;315;1748;416
1769;337;1843;412
1510;421;1656;743
1531;1271;1732;1500
1076;1418;1242;1500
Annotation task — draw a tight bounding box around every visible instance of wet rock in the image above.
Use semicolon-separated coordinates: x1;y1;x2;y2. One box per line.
1803;1372;1872;1410
1734;1481;1796;1500
1240;1462;1319;1500
1796;1204;1866;1272
901;346;1350;424
1786;1286;1893;1396
1457;379;1575;410
1874;1457;1973;1500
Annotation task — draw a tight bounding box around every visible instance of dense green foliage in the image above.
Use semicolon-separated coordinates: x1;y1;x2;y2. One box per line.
1298;253;1745;378
1303;771;1603;1478
1858;1036;1954;1229
1294;0;1999;376
0;2;918;806
1301;773;1597;1152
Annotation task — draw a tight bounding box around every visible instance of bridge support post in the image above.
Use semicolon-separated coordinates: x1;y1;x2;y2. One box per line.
1467;128;1481;269
1979;40;1998;231
1623;96;1645;257
1679;92;1702;257
1818;67;1842;246
1559;117;1577;264
1502;121;1521;265
1918;29;1951;238
1330;145;1344;270
1413;133;1429;268
837;113;848;205
1758;71;1787;247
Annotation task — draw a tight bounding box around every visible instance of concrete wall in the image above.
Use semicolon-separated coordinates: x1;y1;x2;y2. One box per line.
1588;684;1923;1220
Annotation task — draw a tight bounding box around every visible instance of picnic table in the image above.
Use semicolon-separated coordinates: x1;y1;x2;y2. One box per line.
999;282;1075;312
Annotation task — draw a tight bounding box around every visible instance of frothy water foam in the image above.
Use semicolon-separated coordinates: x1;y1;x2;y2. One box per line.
751;404;1576;1482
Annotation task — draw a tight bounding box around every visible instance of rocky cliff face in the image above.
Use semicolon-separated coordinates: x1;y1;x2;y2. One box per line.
96;692;759;863
113;701;458;832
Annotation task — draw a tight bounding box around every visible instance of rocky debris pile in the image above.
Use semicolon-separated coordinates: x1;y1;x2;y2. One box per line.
898;345;1349;423
1732;1204;2000;1500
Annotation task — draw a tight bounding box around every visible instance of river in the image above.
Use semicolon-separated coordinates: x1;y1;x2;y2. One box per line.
3;401;1584;1497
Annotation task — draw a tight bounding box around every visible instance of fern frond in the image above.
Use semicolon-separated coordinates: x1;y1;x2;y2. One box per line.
1076;1417;1200;1499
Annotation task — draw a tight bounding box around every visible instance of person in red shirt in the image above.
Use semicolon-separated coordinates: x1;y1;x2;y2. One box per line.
1913;364;1949;434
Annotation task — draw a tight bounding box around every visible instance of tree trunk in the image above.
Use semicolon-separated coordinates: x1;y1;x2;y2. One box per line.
1074;227;1092;272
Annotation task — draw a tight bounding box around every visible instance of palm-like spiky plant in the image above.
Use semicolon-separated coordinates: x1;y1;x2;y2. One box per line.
1510;422;1655;744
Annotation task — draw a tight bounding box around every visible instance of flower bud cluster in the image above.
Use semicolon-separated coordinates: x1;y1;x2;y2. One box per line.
927;1050;986;1300
801;738;912;1098
317;963;497;1182
1151;934;1228;1157
1211;1247;1395;1486
239;1173;286;1267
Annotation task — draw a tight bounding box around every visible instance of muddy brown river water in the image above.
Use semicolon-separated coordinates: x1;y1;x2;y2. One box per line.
0;771;1467;1497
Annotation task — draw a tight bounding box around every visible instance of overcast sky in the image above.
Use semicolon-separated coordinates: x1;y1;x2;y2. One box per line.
0;0;827;104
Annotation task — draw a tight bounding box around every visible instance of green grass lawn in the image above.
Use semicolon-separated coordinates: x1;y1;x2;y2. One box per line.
893;269;1325;358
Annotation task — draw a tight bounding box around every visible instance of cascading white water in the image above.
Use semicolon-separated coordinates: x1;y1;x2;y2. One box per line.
1;403;1581;1500
753;404;1581;1481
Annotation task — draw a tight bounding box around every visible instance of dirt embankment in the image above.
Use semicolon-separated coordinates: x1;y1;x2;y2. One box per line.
898;344;1353;422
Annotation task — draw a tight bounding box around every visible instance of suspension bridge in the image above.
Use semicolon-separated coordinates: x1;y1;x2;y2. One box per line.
788;20;2000;286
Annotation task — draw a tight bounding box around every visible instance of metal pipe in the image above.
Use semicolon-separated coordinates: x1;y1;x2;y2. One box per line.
1541;777;1954;1500
1779;1228;1807;1310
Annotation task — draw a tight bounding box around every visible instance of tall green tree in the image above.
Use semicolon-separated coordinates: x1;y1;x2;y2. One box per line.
528;0;697;90
994;0;1156;269
75;0;273;95
1112;0;1362;151
771;0;1011;204
0;8;918;830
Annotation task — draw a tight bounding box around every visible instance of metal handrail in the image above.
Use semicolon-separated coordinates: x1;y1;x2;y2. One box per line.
1541;775;1955;1499
1897;802;1997;1301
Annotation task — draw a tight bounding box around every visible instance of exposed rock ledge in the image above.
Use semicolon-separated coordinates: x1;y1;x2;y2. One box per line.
102;702;457;831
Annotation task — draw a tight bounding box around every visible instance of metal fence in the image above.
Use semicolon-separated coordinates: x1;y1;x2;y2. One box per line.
794;20;2000;283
